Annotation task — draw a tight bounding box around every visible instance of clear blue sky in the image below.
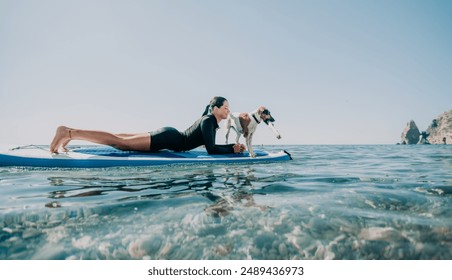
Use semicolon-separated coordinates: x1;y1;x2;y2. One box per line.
1;0;451;146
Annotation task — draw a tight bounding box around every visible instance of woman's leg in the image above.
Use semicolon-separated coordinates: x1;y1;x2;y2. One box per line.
50;126;151;153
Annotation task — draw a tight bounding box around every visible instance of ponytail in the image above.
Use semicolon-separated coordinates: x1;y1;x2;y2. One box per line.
202;104;210;116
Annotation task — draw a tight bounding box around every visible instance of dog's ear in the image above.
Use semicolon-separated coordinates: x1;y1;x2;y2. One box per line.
258;106;266;114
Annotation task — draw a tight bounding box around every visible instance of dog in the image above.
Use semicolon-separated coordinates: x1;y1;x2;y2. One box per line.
225;106;281;157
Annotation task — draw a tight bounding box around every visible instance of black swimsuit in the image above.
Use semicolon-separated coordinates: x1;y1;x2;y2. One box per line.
149;114;234;154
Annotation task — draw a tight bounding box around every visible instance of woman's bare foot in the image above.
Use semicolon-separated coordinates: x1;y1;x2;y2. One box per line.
50;126;72;153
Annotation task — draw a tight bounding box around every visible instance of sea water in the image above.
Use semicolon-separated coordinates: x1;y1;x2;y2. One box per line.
0;145;451;260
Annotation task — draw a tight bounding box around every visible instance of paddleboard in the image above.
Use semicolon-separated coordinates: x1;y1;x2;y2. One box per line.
0;145;292;168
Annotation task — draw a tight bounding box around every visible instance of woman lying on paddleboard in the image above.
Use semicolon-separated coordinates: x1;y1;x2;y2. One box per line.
50;96;246;154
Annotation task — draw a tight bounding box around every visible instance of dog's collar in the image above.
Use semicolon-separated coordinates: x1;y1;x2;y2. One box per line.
252;114;261;124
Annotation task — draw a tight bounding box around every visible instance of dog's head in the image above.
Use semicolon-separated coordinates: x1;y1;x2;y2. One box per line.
258;106;275;125
258;106;281;139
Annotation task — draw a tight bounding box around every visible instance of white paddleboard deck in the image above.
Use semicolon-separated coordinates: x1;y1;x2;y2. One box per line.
0;145;292;168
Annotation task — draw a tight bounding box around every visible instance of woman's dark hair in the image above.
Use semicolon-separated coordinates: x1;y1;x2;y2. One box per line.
202;96;227;116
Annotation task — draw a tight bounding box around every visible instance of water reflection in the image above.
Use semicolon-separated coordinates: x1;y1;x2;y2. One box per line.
43;165;266;212
204;189;270;218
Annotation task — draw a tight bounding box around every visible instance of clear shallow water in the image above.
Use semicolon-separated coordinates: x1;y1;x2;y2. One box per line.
0;145;451;260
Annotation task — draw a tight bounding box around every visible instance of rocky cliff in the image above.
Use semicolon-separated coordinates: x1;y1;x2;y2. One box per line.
400;110;451;144
426;110;452;144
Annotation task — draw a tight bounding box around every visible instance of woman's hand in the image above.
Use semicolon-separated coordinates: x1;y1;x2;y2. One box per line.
233;143;246;153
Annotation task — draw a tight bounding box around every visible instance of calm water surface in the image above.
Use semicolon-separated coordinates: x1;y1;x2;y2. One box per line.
0;145;451;260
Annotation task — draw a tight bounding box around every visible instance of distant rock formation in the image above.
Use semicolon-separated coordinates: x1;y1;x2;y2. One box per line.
400;110;451;145
426;110;452;144
401;120;420;144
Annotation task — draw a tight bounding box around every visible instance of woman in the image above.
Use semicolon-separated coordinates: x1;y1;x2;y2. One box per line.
50;97;246;154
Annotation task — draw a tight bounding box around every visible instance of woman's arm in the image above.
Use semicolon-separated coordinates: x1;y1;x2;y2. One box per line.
200;118;235;154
